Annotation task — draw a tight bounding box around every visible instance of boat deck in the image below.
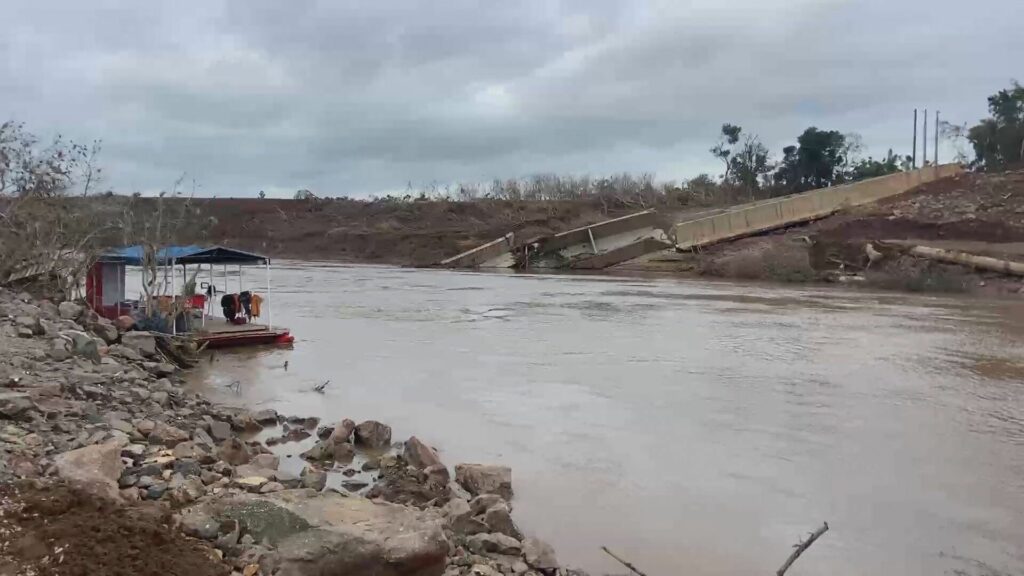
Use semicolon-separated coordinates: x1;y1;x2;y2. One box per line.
190;316;292;348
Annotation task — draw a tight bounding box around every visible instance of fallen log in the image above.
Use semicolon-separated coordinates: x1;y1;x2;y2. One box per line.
908;246;1024;276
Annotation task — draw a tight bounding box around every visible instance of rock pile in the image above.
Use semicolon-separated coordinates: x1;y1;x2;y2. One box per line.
0;287;580;576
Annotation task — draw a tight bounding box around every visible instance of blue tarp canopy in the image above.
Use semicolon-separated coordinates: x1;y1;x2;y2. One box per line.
99;245;268;266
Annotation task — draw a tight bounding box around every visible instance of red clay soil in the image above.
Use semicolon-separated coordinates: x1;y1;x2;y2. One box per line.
198;197;639;265
0;482;229;576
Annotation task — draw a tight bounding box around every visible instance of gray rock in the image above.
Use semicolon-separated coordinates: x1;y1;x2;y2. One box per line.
466;533;522;556
173;459;202;477
469;565;503;576
118;474;138;488
149;421;189;447
180;512;220;540
259;481;285;494
252;408;279;425
0;392;35;421
200;470;223;485
455;464;513;500
192;427;214;447
333;441;355;464
208;420;232;442
186;491;447;576
146;481;168;500
16;315;42;335
448;481;472;502
483;503;522;540
354;420;392;449
523;537;559;570
469;494;506;515
121;331;157;357
444;498;487;535
60;330;100;364
108;344;144;362
150;391;169;406
252;453;280;470
327;419;356;444
300;467;327;491
135;419;156;437
58;301;84;320
342;479;369;492
217;437;252;466
91;322;119;344
136;475;156;489
300;439;333;462
404;436;444;470
54;443;124;500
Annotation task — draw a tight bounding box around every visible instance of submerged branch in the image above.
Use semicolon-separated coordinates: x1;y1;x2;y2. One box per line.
777;522;829;576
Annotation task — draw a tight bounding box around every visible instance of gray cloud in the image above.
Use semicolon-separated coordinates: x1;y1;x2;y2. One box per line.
1;0;1020;197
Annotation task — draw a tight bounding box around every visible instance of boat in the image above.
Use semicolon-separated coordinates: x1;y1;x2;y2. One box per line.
86;245;294;349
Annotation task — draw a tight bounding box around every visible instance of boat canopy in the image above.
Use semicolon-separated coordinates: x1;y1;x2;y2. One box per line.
98;245;268;266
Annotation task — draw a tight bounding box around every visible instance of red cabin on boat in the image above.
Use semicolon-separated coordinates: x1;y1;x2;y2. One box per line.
87;245;293;349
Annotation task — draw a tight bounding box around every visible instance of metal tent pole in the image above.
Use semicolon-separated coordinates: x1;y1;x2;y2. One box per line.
238;264;243;293
171;258;177;335
266;260;272;329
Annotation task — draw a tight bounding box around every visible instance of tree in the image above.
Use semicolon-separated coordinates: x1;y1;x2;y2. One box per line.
773;127;847;192
258;190;266;199
710;124;742;182
849;149;903;180
0;121;105;296
967;81;1024;170
729;133;772;197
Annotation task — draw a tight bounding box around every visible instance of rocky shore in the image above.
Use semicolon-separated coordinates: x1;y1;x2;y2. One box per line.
0;288;578;576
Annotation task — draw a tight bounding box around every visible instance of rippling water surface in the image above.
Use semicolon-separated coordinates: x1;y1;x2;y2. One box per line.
184;263;1024;575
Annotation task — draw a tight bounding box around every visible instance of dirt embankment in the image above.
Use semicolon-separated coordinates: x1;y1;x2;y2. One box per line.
642;170;1024;295
194;197;640;266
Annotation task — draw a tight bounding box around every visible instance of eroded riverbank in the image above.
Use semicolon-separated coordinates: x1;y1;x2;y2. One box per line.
186;263;1024;575
0;286;566;576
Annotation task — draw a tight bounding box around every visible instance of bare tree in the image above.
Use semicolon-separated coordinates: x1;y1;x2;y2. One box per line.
0;122;106;297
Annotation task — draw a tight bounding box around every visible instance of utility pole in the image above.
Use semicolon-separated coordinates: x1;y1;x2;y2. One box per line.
923;108;928;166
912;109;918;169
934;110;940;165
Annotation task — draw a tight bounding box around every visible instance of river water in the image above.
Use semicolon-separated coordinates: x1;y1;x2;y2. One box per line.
184;262;1024;576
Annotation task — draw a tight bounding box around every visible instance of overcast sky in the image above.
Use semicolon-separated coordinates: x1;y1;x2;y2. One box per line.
2;0;1020;197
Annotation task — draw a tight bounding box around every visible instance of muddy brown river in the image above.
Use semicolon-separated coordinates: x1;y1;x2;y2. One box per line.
183;263;1024;576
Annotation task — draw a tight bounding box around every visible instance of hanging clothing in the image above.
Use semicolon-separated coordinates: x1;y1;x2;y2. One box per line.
220;293;236;321
250;294;263;318
239;291;253;319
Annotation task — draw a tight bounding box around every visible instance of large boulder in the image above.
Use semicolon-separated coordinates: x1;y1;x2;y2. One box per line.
149;421;190;447
53;443;124;500
482;503;522;540
184;490;448;576
454;464;513;500
523;537;559;570
403;436;443;470
58;301;83;320
218;437;253;466
354;420;392;449
121;331;157;357
90;322;119;344
59;330;101;364
0;392;35;421
466;533;522;556
327;419;356;445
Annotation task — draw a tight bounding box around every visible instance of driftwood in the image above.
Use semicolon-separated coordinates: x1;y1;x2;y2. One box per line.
908;245;1024;276
776;522;829;576
601;546;648;576
154;333;200;368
